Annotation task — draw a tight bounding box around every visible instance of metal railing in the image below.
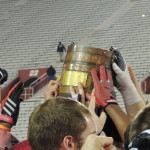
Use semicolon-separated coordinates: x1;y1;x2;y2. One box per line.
21;73;47;100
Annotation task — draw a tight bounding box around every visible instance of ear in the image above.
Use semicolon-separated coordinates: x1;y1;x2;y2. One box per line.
61;135;77;150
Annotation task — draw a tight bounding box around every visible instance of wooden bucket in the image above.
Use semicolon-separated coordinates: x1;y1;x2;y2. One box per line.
59;44;115;97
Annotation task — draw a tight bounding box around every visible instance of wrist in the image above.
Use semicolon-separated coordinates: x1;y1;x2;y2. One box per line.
120;86;141;106
0;122;13;128
104;102;118;110
0;123;11;132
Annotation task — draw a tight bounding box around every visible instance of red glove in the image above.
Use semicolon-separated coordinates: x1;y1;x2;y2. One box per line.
91;65;117;107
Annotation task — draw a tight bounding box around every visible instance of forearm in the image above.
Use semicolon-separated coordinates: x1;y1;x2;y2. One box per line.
112;63;146;120
128;64;147;104
0;128;19;149
120;85;145;120
119;83;142;106
125;101;145;120
105;104;131;141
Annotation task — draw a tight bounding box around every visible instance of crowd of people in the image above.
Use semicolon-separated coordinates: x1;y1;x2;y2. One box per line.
0;49;149;150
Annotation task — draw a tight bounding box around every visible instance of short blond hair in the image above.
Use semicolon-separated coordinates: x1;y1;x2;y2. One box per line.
28;97;91;150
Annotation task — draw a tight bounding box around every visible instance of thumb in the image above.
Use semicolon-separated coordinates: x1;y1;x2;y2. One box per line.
100;137;114;148
112;63;122;74
99;111;107;126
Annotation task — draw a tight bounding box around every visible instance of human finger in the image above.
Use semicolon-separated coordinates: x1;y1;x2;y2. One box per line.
70;86;76;97
112;63;122;75
91;88;95;96
48;80;60;87
99;65;106;82
100;137;114;148
88;95;96;113
85;93;91;106
78;82;85;104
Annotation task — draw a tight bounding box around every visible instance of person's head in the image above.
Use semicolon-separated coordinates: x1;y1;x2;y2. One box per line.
28;97;96;150
124;105;150;150
59;42;61;45
128;105;150;142
128;129;150;150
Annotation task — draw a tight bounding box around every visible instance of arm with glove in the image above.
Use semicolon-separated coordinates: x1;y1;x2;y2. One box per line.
111;49;145;120
0;82;24;149
91;65;131;141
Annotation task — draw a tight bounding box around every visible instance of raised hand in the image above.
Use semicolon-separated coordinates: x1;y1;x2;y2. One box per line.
70;82;85;103
70;83;107;135
88;91;107;134
112;50;145;119
44;80;60;100
91;65;117;107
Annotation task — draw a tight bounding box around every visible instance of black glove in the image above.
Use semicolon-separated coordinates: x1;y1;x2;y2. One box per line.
110;47;126;86
110;47;126;71
0;82;24;126
0;68;8;85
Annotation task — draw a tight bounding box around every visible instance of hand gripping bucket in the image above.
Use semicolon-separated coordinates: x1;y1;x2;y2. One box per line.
59;44;115;97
